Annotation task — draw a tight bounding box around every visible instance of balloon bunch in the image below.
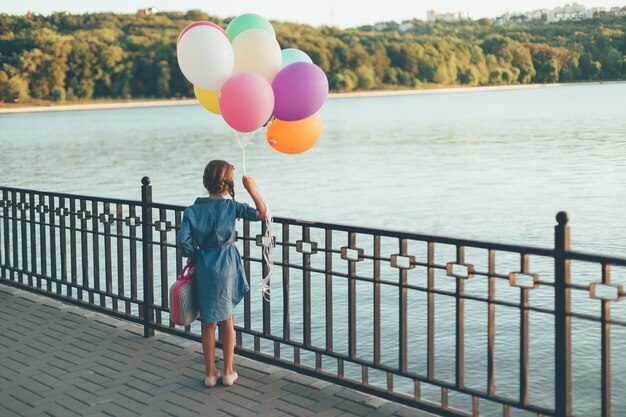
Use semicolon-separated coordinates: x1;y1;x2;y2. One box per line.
177;14;328;156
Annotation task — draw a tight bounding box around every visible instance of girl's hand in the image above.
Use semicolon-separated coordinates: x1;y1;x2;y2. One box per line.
242;175;267;220
242;176;256;191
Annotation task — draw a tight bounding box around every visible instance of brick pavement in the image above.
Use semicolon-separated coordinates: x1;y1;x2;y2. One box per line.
0;285;435;417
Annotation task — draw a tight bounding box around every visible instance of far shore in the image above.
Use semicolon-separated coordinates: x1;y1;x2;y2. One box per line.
0;81;621;115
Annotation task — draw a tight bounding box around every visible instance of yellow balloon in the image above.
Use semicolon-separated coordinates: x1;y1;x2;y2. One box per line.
266;114;322;154
194;86;221;114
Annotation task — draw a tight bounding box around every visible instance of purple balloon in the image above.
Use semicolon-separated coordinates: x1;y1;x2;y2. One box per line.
272;62;328;121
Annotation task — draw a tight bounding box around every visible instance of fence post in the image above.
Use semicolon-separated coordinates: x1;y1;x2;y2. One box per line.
555;211;571;417
141;177;154;338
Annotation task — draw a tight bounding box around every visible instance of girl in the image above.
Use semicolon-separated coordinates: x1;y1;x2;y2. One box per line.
177;160;266;387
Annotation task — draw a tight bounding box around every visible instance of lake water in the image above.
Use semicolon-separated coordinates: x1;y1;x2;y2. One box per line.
1;82;626;416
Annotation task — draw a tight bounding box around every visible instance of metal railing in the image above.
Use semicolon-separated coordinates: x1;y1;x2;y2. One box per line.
1;178;624;417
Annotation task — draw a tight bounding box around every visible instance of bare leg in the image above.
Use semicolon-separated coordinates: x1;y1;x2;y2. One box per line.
219;316;235;375
201;322;218;377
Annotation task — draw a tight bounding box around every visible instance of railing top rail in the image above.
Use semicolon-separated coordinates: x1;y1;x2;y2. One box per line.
272;216;557;256
150;201;187;211
0;185;142;207
3;184;626;266
565;250;626;267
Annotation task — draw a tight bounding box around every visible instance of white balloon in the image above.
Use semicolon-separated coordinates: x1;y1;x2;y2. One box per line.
232;29;282;83
177;26;234;91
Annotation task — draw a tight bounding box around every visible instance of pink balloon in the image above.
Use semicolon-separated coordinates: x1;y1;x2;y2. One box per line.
219;72;275;133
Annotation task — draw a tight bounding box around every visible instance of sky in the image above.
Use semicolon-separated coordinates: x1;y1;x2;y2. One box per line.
0;1;621;27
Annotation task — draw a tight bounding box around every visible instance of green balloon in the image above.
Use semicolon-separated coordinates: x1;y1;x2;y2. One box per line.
226;14;275;41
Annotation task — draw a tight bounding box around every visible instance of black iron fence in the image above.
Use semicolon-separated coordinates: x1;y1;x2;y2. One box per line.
1;179;625;417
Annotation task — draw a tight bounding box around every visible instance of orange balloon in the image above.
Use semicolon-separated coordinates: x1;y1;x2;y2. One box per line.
266;113;323;154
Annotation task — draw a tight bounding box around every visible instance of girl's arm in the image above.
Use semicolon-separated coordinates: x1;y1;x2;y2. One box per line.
177;208;197;261
242;176;267;221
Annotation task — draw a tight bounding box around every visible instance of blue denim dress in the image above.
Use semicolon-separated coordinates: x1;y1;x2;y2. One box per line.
176;196;259;323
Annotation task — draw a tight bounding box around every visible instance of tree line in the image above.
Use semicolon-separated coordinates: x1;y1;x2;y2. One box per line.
0;10;624;102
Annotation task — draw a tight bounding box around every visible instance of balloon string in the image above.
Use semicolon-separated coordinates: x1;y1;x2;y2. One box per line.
235;129;266;176
258;188;273;303
233;128;273;301
234;131;248;176
242;146;246;176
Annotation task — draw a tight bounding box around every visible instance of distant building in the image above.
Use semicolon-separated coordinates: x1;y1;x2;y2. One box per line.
370;21;414;32
546;3;602;22
426;10;471;22
373;22;388;31
496;9;546;24
593;7;608;15
527;9;548;21
377;2;623;28
137;7;158;17
496;3;617;24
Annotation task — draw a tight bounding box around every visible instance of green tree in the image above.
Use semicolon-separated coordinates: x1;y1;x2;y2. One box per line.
367;44;391;81
387;43;419;75
329;69;358;91
433;65;451;84
0;70;29;102
396;68;414;86
457;67;480;86
600;47;623;79
156;60;171;96
355;65;376;89
67;38;96;98
1;11;625;101
383;67;398;84
536;59;560;83
580;54;602;79
18;29;72;99
511;46;536;83
51;86;66;102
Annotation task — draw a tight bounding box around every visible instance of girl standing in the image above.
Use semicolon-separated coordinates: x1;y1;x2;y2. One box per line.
177;160;266;387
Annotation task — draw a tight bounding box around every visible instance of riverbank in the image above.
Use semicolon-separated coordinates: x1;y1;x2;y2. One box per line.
0;81;620;114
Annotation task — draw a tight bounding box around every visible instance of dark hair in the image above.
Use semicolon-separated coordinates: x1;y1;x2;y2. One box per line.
203;160;235;199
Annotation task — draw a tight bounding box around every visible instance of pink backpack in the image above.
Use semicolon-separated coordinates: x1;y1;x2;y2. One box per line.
169;264;199;326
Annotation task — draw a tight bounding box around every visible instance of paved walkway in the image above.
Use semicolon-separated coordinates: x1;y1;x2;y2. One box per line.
0;285;435;417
